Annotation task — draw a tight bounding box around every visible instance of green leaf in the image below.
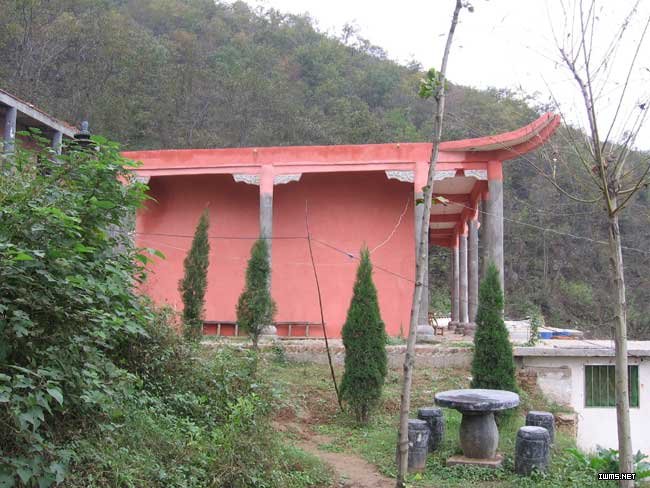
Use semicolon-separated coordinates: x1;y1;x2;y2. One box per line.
0;473;14;488
93;200;116;209
432;196;450;205
14;252;34;261
48;462;66;483
73;243;95;253
46;387;64;405
147;248;166;259
16;467;31;484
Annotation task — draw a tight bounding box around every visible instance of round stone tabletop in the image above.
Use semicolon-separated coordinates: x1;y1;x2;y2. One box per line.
434;389;520;413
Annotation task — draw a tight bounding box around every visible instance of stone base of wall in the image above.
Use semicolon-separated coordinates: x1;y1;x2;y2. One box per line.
556;413;578;438
278;342;473;369
517;367;539;393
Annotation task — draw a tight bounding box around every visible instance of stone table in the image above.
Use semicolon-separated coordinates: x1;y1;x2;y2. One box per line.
435;389;520;466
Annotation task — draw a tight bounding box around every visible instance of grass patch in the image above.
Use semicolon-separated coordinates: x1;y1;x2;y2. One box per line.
268;359;615;488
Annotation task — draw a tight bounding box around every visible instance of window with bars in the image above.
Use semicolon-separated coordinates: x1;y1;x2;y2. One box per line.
585;365;639;408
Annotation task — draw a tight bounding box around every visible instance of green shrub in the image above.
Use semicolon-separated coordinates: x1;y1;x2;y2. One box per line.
236;239;276;349
340;248;387;424
471;262;517;392
567;447;650;481
179;209;210;341
0;133;150;487
0;137;328;488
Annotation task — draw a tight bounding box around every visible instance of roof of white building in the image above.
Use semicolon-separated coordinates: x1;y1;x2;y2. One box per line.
514;340;650;358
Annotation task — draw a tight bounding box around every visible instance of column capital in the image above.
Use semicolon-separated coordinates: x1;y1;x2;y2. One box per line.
414;161;428;191
259;165;274;193
487;160;503;181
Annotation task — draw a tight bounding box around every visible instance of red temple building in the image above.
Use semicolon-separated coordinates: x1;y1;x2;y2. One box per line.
124;113;559;340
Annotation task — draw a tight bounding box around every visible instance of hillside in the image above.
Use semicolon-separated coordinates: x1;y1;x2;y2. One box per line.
1;0;647;338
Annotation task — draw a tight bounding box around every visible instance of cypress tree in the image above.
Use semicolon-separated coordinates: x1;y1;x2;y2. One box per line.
179;209;210;341
471;262;517;392
340;247;388;424
236;239;276;349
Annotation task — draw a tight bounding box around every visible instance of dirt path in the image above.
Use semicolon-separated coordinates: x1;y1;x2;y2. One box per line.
278;422;394;488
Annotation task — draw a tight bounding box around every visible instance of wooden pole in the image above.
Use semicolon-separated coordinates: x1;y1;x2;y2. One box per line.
395;2;463;485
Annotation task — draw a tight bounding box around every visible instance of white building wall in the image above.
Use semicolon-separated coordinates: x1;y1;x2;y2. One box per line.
520;355;649;455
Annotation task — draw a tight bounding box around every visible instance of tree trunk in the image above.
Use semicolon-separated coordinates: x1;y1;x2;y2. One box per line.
395;2;463;486
608;208;634;486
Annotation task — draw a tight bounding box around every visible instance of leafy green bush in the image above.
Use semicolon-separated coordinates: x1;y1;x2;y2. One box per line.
236;239;276;349
0;134;150;487
567;447;650;481
179;209;210;341
340;248;387;424
1;137;325;488
471;262;517;392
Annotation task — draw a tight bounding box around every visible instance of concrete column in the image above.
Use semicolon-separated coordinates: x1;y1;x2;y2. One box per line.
450;235;460;331
414;162;434;342
483;160;505;294
468;218;479;323
52;131;63;155
459;230;469;327
259;166;276;337
449;248;456;323
3;106;17;153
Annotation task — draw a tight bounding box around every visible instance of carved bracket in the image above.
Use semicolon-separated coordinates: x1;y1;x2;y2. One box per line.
233;174;260;185
274;173;302;185
433;170;457;181
385;170;415;183
465;169;488;180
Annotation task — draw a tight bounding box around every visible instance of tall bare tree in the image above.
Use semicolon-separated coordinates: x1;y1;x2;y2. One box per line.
395;1;466;485
536;2;650;484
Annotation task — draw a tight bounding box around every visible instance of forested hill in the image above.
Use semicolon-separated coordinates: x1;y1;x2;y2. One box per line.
1;0;648;338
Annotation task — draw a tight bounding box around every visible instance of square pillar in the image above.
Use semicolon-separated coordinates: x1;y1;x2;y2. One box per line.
259;166;276;337
3;106;17;153
468;217;479;323
459;228;469;326
52;131;63;155
483;160;504;294
414;161;435;341
450;233;460;331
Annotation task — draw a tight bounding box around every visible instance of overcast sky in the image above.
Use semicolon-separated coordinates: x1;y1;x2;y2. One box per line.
244;0;650;149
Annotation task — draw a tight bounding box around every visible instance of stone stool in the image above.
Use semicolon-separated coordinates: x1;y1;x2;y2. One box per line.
515;426;551;475
417;407;445;452
526;411;555;444
407;419;430;472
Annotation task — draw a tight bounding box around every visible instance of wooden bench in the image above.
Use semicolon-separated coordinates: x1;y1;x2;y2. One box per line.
429;312;445;336
203;321;323;338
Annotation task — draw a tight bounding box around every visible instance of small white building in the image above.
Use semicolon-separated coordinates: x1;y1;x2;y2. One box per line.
514;340;649;455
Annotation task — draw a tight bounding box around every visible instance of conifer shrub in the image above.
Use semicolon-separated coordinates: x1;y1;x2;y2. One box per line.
236;239;276;349
471;262;518;392
340;248;388;424
178;209;210;341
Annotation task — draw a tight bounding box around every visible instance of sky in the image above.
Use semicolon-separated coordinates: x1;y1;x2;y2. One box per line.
244;0;650;149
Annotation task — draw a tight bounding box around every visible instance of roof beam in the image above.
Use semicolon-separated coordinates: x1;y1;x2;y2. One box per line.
0;89;75;138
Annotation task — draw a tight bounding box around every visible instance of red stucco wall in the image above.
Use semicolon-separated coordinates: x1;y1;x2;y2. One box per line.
137;171;414;338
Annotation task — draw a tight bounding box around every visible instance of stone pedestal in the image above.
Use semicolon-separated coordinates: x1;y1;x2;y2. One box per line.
459;412;498;458
526;411;555;444
407;419;430;473
416;324;437;343
448;321;461;334
417;407;445;452
446;454;503;469
515;426;550;475
462;322;477;337
259;325;278;340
